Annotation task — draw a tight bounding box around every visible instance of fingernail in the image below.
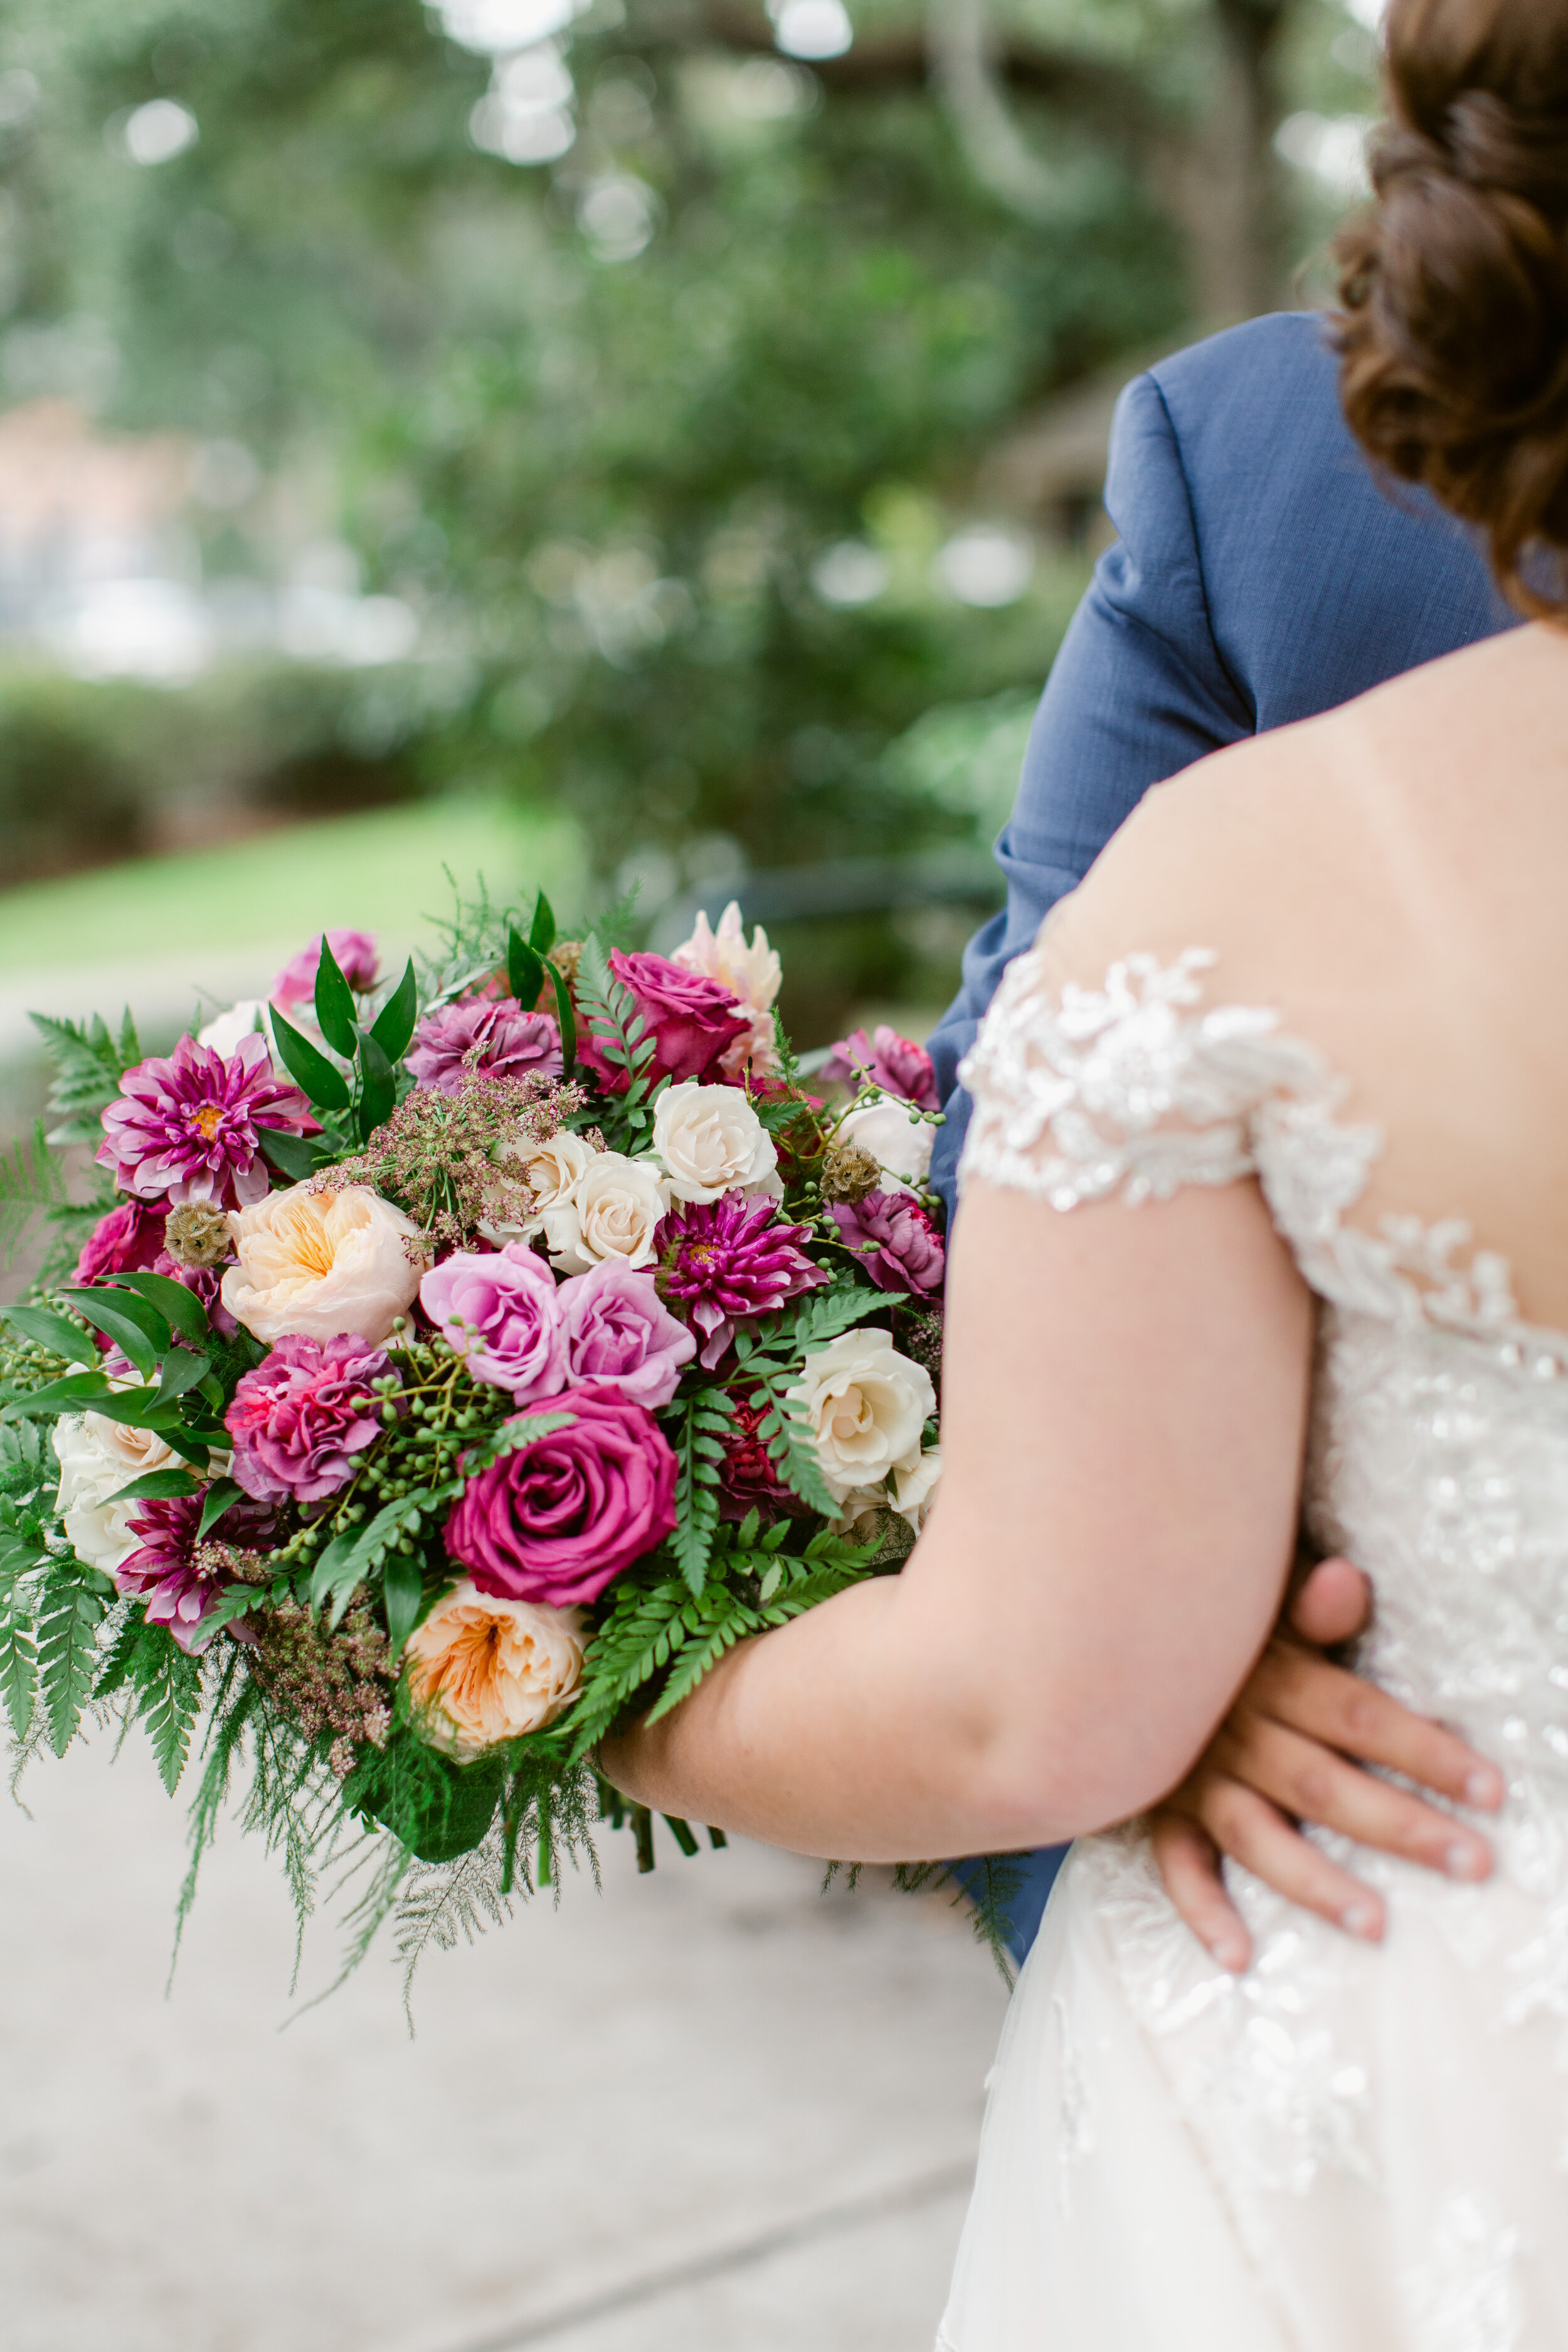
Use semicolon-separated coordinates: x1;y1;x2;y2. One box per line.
1465;1769;1503;1809
1342;1902;1379;1938
1209;1939;1245;1971
1446;1841;1486;1882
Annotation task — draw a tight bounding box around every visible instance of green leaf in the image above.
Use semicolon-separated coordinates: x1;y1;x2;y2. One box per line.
529;890;556;955
369;957;419;1065
1;1303;96;1366
152;1348;215;1409
114;1270;211;1346
313;935;361;1061
37;1558;109;1756
507;926;545;1010
198;1477;246;1540
310;1486;448;1628
260;1128;325;1184
383;1552;425;1660
356;1029;397;1142
0;1576;36;1740
548;961;577;1075
29;1010;139;1138
59;1285;168;1378
136;1632;205;1793
187;1583;262;1650
269;1004;352;1113
109;1466;202;1506
1;1370;113;1418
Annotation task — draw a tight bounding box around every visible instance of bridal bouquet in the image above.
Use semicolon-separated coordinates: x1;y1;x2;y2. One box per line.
0;889;946;1988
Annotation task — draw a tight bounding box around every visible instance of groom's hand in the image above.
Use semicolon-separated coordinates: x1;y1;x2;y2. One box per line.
1150;1557;1506;1971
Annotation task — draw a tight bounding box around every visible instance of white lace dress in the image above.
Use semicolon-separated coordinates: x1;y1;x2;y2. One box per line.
938;948;1568;2352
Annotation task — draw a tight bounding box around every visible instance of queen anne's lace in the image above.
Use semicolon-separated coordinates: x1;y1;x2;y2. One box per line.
949;946;1568;2348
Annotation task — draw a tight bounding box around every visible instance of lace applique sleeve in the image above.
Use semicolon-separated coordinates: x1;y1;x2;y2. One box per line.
956;946;1328;1211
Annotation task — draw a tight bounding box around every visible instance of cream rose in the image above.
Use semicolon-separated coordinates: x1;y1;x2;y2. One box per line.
670;902;781;1018
53;1413;187;1574
479;1130;601;1245
541;1151;669;1275
404;1581;584;1757
892;1444;941;1532
835;1098;933;1191
652;1081;778;1205
221;1182;428;1345
788;1330;935;1504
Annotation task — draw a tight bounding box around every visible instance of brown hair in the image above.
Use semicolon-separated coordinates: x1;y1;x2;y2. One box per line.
1336;0;1568;614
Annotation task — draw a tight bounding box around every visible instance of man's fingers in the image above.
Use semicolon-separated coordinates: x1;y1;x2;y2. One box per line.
1187;1774;1387;1943
1148;1809;1252;1973
1287;1555;1370;1647
1211;1713;1495;1883
1248;1643;1505;1812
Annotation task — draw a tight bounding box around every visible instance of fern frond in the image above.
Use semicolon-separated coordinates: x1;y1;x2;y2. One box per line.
136;1634;206;1794
36;1558;109;1755
0;1120;68;1268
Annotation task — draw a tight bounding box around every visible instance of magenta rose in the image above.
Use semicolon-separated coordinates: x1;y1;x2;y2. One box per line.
419;1244;567;1402
575;951;750;1094
443;1386;678;1607
406;999;563;1096
829;1189;945;1296
558;1259;696;1411
272;929;379;1010
821;1024;940;1112
226;1333;392;1506
75;1200;168;1285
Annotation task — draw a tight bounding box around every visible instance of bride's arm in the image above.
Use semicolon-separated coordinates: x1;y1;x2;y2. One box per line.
600;1174;1313;1862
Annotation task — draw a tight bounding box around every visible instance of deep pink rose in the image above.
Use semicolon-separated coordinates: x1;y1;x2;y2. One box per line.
443;1386;678;1607
226;1333;391;1506
558;1259;695;1410
75;1201;167;1285
272;929;379;1011
829;1189;945;1296
575;951;750;1094
419;1244;567;1402
821;1025;940;1112
406;999;563;1095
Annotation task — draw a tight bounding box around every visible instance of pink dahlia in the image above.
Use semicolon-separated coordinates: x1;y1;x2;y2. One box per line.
226;1333;392;1507
821;1025;940;1112
406;999;563;1096
96;1033;310;1210
74;1200;167;1285
117;1490;276;1652
272;929;379;1011
655;1190;827;1370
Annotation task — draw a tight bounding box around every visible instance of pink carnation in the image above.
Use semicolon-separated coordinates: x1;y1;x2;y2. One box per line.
575;951;750;1095
821;1025;940;1112
829;1189;945;1296
226;1333;392;1507
96;1034;310;1210
75;1200;167;1285
272;930;379;1011
406;999;563;1095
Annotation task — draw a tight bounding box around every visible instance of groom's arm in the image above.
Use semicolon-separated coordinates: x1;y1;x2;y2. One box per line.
927;366;1253;1204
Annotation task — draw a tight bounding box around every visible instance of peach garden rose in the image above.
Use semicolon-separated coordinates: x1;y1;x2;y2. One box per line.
403;1581;585;1757
221;1182;428;1346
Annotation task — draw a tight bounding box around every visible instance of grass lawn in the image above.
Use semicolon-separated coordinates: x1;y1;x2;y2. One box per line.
0;797;586;976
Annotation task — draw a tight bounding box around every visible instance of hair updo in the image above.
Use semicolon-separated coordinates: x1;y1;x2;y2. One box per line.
1336;0;1568;614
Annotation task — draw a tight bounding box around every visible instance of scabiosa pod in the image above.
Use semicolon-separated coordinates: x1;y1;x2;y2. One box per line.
97;1033;311;1210
654;1189;827;1370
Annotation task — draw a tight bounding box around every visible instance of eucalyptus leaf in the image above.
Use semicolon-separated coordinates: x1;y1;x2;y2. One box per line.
356;1029;396;1142
109;1466;201;1505
152;1348;215;1409
528;890;556;955
369;957;419;1065
1;1370;113;1419
60;1286;167;1377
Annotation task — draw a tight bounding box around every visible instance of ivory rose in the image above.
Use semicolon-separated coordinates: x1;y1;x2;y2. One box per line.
405;1581;585;1757
835;1098;933;1190
540;1152;669;1275
221;1183;428;1346
652;1082;778;1205
478;1131;599;1246
53;1413;189;1575
788;1330;935;1504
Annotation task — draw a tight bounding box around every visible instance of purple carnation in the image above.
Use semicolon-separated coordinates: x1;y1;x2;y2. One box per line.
829;1189;945;1296
655;1190;827;1370
419;1243;567;1402
444;1386;678;1608
821;1025;940;1112
406;999;563;1096
117;1490;276;1652
272;929;379;1011
96;1033;310;1210
74;1200;167;1285
558;1259;696;1411
226;1333;392;1506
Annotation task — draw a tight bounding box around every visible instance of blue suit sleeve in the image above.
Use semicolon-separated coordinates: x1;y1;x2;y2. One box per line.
926;369;1254;1211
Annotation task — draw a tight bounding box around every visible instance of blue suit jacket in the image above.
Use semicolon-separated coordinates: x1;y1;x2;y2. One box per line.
931;310;1515;1964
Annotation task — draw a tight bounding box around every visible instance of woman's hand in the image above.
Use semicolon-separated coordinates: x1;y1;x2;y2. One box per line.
1150;1556;1506;1970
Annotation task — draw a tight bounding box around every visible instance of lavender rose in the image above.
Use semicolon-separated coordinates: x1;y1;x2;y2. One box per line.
829;1189;945;1296
419;1243;568;1402
575;950;750;1094
406;999;563;1096
226;1333;392;1506
443;1386;678;1608
75;1200;168;1285
558;1259;696;1410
